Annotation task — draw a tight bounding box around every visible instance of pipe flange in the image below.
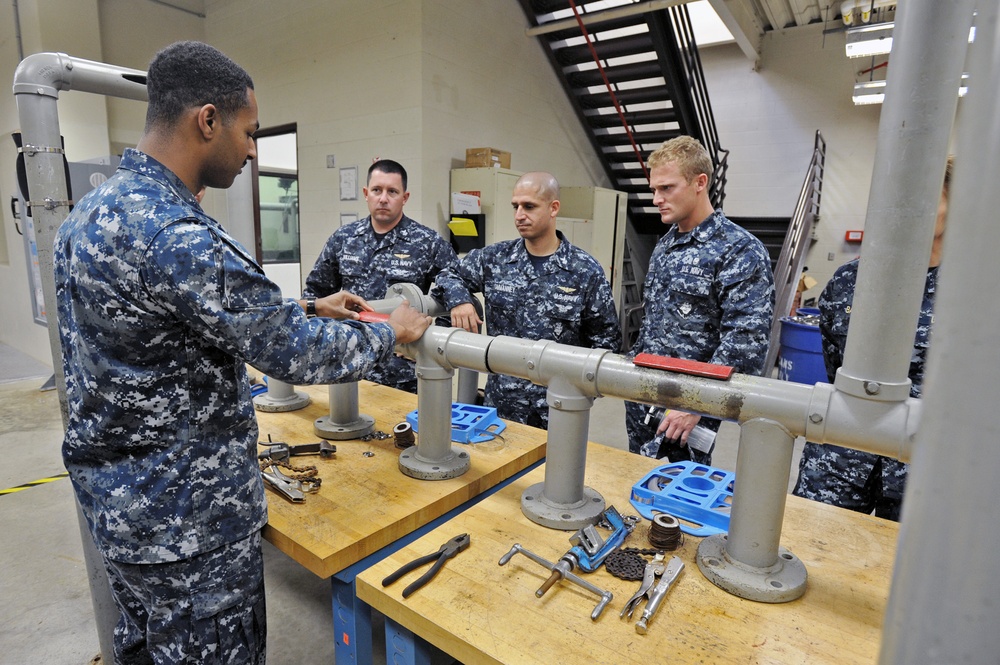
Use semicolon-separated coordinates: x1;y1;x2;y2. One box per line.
696;533;807;603
520;481;606;531
398;444;470;480
313;414;375;440
253;390;311;413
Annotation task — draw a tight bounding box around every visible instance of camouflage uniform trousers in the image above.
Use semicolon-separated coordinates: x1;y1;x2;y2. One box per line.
102;530;266;665
793;442;906;521
624;400;716;465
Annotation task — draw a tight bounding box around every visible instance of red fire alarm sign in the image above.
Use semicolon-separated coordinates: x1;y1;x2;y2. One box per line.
845;230;864;242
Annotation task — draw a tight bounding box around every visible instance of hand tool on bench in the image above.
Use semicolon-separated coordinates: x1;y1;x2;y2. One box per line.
382;533;471;598
621;555;684;634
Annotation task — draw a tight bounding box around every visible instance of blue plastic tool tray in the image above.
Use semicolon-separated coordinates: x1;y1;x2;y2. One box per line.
405;403;506;444
629;461;735;538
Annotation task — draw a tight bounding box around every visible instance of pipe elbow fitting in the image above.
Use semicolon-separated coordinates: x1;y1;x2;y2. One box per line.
13;52;73;98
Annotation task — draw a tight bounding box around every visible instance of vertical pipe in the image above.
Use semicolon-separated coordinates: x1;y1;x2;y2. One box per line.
414;351;455;461
836;0;975;402
697;418;805;602
14;71;117;663
879;3;1000;662
456;367;479;405
266;378;294;400
538;378;592;506
329;382;360;424
726;419;794;568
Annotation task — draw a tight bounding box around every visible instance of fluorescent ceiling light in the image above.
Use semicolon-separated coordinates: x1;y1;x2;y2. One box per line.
853;80;886;105
853;74;971;106
846;21;975;58
846;22;894;58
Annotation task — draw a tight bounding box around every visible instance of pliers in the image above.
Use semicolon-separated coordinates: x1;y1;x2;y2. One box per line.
381;533;471;598
621;554;684;634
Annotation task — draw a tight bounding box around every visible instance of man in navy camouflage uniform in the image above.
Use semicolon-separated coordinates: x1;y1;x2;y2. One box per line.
793;158;952;521
625;136;774;464
54;41;431;664
433;171;621;429
302;159;458;393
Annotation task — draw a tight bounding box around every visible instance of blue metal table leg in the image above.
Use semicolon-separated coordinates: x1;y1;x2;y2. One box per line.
385;617;432;665
332;575;373;665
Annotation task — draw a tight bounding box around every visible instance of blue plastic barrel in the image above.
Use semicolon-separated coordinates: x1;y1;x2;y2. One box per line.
777;313;827;384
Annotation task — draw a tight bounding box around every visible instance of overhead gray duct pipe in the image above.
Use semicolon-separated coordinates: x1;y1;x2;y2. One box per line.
13;51;147;664
879;1;1000;662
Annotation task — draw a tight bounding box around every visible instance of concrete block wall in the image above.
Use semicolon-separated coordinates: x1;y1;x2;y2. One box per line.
701;24;883;304
204;0;609;288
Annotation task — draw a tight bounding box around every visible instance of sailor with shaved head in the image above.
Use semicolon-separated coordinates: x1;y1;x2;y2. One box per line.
434;171;621;429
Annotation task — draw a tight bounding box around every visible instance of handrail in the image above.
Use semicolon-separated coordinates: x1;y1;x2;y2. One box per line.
668;3;729;208
566;0;650;181
763;130;827;376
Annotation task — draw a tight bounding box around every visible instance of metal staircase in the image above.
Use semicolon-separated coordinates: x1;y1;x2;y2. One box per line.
517;0;728;234
517;0;730;347
518;2;818;359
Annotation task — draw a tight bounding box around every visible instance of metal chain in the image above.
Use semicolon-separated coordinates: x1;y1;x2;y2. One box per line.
259;457;319;480
605;550;650;581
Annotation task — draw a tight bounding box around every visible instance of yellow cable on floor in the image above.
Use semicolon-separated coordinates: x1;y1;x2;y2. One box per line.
0;472;69;496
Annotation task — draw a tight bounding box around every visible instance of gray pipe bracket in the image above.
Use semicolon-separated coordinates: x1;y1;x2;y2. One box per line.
804;381;834;442
834;368;912;403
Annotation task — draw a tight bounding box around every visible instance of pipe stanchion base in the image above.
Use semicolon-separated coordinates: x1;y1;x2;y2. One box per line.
696;533;807;603
520;482;606;531
253;391;311;413
398;445;470;480
314;414;375;440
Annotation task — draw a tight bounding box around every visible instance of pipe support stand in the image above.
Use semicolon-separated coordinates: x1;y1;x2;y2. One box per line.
399;347;470;481
697;535;806;603
314;383;374;440
252;377;311;413
521;377;605;531
697;418;806;603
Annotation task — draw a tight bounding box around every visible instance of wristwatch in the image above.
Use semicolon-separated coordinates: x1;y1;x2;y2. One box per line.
306;298;317;317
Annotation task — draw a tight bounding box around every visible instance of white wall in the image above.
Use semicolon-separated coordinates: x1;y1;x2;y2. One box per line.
700;24;882;303
0;0;115;367
204;0;608;294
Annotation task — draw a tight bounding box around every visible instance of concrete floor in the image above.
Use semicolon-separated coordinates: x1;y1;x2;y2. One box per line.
0;342;803;664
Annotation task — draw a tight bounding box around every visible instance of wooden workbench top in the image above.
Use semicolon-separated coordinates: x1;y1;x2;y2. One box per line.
356;442;898;664
254;382;546;578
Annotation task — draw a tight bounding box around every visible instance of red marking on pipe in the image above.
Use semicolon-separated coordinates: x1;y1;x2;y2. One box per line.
633;353;734;380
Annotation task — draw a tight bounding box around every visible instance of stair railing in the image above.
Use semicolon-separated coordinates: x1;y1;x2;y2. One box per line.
763;130;827;376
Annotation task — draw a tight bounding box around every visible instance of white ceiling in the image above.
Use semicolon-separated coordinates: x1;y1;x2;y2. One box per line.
706;0;897;62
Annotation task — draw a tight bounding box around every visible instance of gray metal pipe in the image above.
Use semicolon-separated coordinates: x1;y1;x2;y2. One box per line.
697;418;806;602
416;326;916;460
328;382;359;424
879;2;1000;662
836;1;974;403
727;419;794;567
12;53;146;664
14;52;147;101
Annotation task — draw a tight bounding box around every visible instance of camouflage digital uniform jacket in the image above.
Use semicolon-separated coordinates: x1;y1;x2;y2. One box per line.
302;215;458;392
625;211;775;458
793;260;937;518
55;149;397;564
433;231;621;428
